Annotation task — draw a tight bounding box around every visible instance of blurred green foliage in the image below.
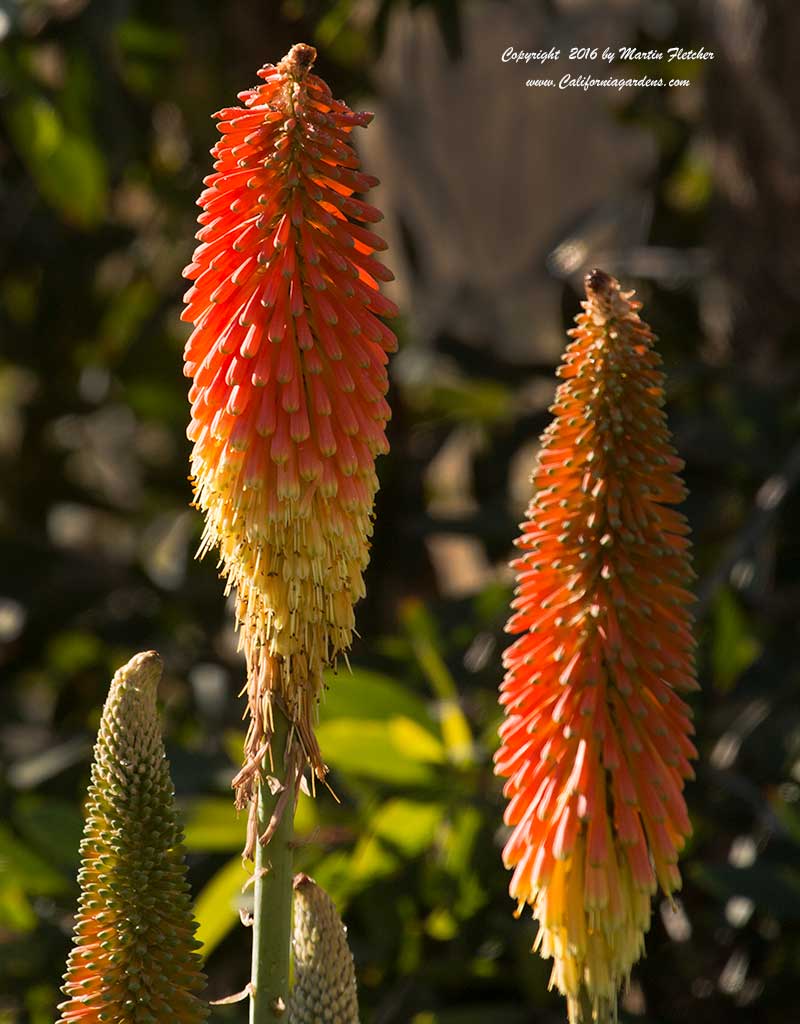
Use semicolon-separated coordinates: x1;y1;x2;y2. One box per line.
2;2;800;1023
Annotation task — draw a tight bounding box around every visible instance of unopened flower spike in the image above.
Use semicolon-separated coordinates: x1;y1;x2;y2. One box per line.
58;651;207;1023
181;44;397;819
288;874;360;1024
495;270;698;1023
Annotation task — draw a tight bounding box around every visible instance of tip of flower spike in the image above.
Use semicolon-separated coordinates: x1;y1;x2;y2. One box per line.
279;43;318;81
120;648;162;686
105;649;163;724
584;267;615;299
583;267;633;320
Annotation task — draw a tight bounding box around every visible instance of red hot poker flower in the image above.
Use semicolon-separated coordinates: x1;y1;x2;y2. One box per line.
495;270;698;1022
182;45;397;799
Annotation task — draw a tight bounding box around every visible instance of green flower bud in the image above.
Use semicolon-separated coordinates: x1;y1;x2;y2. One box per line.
58;651;207;1023
288;874;359;1024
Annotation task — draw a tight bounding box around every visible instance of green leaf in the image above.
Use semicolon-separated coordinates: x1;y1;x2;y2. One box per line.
6;96;107;228
349;834;400;887
401;600;474;766
194;855;251;960
439;805;488;920
473;580;513;623
13;796;83;870
316;716;444;786
388;717;446;765
442;806;482;876
303;849;358;912
691;862;800;919
711;589;761;692
412;377;516;425
182;798;247;852
26;983;61;1024
115;18;184;58
425;906;458;940
97;279;158;360
183;793;318;852
328;825;418;901
371;798;445;858
0;878;36;931
47;630;104;675
321;666;434;728
303;799;446;909
0;824;69;896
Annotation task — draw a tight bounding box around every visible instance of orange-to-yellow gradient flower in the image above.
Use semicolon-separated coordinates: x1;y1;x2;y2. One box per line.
495;270;698;1022
182;44;396;792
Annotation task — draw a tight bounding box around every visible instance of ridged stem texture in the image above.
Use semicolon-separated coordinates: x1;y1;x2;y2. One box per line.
181;43;397;812
250;701;294;1022
495;270;698;1023
58;651;207;1023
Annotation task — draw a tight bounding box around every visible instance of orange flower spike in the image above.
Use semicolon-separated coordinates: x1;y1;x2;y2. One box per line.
182;45;397;796
495;270;698;1023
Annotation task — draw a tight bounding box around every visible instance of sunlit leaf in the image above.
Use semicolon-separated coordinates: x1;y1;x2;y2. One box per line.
316;716;444;785
425;906;458;940
321;665;434;727
182;798;247;852
0;878;36;931
349;834;399;886
194;855;251;960
388;717;446;765
401;600;474;765
304;849;356;912
371;798;445;857
183;793;317;852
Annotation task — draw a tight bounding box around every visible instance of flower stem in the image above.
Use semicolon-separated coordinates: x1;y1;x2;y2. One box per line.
250;703;294;1022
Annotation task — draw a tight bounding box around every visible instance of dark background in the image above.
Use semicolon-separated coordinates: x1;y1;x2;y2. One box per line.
2;1;800;1021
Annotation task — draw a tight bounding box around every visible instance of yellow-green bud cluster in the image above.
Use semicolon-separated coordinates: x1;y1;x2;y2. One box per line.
58;651;207;1023
288;874;359;1024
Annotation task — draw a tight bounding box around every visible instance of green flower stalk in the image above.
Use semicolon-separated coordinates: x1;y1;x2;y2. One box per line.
288;874;359;1024
58;650;207;1024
